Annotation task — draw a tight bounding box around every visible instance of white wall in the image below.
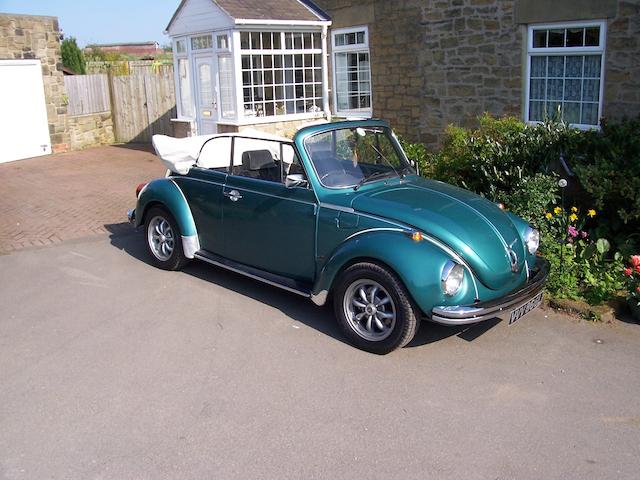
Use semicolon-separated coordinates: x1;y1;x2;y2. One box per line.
167;0;234;37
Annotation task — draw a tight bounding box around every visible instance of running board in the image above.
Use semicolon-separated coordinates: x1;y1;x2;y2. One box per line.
194;251;313;298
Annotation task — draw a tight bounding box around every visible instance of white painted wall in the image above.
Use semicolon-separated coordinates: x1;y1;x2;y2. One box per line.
0;60;51;163
167;0;234;37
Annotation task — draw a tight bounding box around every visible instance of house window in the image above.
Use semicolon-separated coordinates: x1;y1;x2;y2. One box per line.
527;21;606;127
175;50;193;118
239;31;323;118
218;55;235;119
175;39;186;54
191;34;213;50
217;34;229;51
332;26;372;117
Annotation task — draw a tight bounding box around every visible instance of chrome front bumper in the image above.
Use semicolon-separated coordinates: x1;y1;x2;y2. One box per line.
127;209;135;224
431;258;549;325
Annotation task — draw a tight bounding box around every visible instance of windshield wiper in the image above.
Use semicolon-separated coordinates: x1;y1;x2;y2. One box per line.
353;170;395;191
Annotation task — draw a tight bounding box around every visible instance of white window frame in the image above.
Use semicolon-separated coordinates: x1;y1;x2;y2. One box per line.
331;25;372;118
173;36;194;119
235;30;325;123
525;20;606;129
216;32;231;52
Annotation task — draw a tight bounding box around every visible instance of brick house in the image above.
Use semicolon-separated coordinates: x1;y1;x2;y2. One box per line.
166;0;639;146
315;0;640;147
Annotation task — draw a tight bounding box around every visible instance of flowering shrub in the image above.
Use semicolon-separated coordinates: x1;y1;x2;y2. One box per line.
623;255;640;307
539;206;623;305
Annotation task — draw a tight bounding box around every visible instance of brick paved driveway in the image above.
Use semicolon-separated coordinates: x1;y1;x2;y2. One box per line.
0;145;166;254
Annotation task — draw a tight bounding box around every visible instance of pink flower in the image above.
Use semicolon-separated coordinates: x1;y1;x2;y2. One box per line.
567;226;578;238
624;267;633;276
636;265;640;274
631;255;640;267
637;286;640;294
580;231;588;239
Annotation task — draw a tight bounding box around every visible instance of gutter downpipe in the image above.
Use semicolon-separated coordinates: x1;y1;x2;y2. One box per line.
321;24;332;121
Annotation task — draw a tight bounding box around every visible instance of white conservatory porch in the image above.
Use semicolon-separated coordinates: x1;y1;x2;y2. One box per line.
165;0;332;137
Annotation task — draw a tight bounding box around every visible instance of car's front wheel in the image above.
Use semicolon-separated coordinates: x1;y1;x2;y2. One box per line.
333;262;421;354
145;206;189;271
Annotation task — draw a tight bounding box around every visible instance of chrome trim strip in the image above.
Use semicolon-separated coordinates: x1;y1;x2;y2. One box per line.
173;175;316;207
318;202;355;213
343;227;405;242
226;185;317;206
169;175;225;187
181;235;200;259
194;253;311;298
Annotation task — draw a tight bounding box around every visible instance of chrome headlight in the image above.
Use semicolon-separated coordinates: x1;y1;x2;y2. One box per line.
524;226;540;255
441;261;464;296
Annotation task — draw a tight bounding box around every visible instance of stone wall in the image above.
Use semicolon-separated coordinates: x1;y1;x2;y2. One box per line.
68;113;115;150
0;13;69;153
604;1;640;121
317;0;640;149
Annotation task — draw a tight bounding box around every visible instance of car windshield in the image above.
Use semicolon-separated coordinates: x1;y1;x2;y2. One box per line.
304;126;412;188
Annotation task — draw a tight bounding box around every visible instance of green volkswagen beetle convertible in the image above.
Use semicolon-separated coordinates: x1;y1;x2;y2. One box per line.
128;120;548;354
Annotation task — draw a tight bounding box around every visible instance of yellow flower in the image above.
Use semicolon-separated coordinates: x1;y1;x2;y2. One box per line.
545;212;552;219
569;213;578;222
588;209;596;217
571;206;578;213
553;206;562;215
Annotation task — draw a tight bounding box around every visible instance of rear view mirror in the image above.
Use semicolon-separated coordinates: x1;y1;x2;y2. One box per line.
285;173;308;189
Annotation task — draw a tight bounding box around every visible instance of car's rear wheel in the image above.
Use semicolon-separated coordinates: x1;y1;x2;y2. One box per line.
333;262;420;354
145;206;189;271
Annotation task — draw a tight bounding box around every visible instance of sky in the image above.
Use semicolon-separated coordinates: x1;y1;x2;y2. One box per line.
0;0;179;46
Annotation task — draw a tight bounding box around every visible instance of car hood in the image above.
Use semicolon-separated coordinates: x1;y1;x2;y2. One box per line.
350;177;526;290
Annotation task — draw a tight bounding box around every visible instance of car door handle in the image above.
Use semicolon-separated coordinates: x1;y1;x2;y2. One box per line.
224;189;242;202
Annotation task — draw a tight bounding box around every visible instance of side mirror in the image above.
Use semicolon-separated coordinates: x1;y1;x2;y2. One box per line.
410;158;419;176
285;173;308;189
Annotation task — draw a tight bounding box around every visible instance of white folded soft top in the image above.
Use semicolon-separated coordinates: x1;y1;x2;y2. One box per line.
152;130;292;175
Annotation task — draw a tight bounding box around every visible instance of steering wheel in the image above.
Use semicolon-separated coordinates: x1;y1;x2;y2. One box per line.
320;169;346;183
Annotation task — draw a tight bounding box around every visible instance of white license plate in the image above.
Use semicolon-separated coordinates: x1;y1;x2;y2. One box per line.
509;292;543;325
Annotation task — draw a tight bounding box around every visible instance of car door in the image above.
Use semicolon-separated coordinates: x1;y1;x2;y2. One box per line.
174;136;230;254
221;138;317;283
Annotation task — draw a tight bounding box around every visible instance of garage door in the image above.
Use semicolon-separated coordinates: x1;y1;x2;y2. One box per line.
0;60;52;163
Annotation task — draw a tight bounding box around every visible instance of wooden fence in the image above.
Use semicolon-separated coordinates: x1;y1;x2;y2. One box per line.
86;60;174;76
63;68;176;143
64;74;110;115
111;71;176;142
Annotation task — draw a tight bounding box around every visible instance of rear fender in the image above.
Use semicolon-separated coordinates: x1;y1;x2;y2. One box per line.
135;178;200;258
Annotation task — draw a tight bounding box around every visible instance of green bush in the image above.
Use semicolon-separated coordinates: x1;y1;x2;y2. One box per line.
571;117;640;240
60;37;86;75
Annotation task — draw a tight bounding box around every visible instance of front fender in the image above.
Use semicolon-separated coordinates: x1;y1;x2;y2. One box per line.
311;230;476;314
135;178;199;257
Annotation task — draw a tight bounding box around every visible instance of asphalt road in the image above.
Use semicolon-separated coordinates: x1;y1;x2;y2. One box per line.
1;231;639;479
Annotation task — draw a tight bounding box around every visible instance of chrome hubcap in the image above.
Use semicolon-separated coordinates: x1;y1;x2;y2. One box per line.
147;216;175;261
343;279;396;341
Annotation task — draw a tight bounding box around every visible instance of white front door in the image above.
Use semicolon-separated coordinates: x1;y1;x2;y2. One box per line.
0;60;52;163
194;55;218;135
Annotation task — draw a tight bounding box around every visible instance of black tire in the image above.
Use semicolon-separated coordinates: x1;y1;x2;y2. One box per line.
333;262;421;354
144;206;190;271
